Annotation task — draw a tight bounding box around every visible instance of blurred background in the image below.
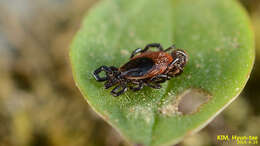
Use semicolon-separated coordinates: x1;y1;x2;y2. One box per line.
0;0;259;146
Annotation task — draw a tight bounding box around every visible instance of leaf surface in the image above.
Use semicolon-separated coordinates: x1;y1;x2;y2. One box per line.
70;0;254;145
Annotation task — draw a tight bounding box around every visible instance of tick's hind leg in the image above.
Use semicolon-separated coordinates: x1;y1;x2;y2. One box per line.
111;84;127;97
164;44;176;52
93;66;112;82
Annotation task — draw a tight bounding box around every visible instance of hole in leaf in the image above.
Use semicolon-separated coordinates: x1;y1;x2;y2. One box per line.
158;94;182;116
159;88;212;116
178;88;212;115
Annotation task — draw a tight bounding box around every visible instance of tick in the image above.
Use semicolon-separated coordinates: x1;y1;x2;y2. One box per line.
93;43;188;97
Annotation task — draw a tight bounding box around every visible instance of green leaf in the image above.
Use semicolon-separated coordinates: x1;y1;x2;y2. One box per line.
70;0;254;145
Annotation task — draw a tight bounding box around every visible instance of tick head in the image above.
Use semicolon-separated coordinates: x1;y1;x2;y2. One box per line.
171;49;188;68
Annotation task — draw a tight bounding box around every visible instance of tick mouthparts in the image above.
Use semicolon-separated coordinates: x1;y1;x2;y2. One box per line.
170;58;179;66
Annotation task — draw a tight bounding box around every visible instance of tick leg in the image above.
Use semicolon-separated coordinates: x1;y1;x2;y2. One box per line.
109;66;120;76
167;66;184;77
151;74;170;83
109;66;118;71
164;44;176;52
111;84;127;97
93;66;112;82
130;48;142;58
173;67;184;76
130;43;163;58
130;81;144;91
143;43;163;52
104;80;117;89
146;82;162;89
152;74;169;79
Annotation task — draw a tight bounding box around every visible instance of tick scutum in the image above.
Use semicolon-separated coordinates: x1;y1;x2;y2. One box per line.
119;57;154;77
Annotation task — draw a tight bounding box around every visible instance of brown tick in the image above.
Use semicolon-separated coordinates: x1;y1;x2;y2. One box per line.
93;43;188;96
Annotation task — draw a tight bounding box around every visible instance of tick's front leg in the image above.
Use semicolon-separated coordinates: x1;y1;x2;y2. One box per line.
164;44;176;52
150;74;170;83
167;67;183;77
146;81;162;89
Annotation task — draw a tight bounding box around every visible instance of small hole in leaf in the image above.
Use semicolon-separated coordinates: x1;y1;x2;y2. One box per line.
159;89;212;116
178;88;211;115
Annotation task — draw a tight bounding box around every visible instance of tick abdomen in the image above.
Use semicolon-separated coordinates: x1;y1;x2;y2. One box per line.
120;51;173;79
119;57;154;78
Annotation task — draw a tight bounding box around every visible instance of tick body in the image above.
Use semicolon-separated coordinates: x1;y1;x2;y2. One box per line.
93;43;188;97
